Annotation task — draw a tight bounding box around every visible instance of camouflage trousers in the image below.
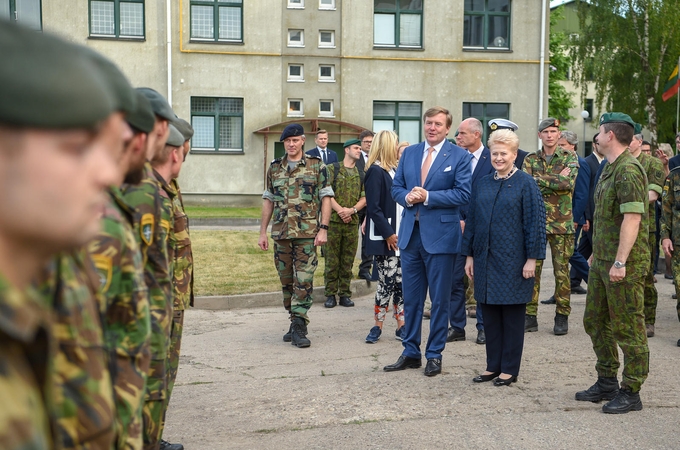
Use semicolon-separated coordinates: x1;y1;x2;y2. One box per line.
465;276;474;307
142;358;167;450
324;222;358;297
274;239;318;325
671;251;680;323
584;259;649;393
643;232;659;325
527;233;574;316
159;310;184;439
112;349;149;450
374;255;404;322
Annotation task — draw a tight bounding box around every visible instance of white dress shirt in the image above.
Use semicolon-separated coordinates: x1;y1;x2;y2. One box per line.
470;144;484;174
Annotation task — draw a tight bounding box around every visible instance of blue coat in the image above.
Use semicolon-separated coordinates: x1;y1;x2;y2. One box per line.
364;164;397;257
572;155;591;225
461;146;494;220
461;170;547;305
306;147;339;164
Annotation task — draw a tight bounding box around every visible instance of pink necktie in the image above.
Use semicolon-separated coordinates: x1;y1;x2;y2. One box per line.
421;147;435;185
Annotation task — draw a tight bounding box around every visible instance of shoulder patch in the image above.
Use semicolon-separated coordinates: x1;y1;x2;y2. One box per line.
90;254;113;293
306;154;322;160
141;213;154;246
271;158;282;165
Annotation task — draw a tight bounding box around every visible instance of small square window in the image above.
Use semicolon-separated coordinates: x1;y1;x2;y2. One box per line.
319;64;335;82
319;30;335;48
288;29;304;47
319;100;334;117
288;64;304;82
288;99;304;117
319;0;335;10
288;0;304;9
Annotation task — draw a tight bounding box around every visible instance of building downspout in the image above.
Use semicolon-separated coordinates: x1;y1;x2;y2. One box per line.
166;0;172;105
538;0;547;131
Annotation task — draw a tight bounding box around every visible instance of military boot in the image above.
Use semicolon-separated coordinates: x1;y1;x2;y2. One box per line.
524;314;538;332
602;388;643;414
575;377;619;402
283;322;293;342
159;440;184;450
553;313;568;335
290;317;311;348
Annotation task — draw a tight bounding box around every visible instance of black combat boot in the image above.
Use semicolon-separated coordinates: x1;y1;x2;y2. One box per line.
290;317;311;348
553;313;568;335
575;377;619;402
524;314;538;332
283;322;293;342
602;388;643;414
159;439;184;450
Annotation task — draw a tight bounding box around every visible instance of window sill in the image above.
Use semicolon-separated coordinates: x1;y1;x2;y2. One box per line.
190;150;245;155
88;35;146;42
318;79;336;83
287;6;305;9
319;115;335;118
189;39;244;45
287;79;305;83
462;47;513;53
287;114;304;118
318;45;336;49
319;7;336;10
287;44;305;48
372;45;423;51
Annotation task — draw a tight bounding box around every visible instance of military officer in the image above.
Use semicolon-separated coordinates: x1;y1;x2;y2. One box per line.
258;124;333;348
660;167;680;347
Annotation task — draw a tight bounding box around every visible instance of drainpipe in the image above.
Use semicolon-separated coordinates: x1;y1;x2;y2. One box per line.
538;0;547;138
166;0;172;105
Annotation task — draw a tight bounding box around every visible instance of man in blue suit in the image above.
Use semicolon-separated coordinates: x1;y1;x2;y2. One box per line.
384;106;472;377
305;129;338;164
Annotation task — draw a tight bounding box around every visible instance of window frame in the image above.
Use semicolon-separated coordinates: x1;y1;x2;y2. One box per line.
287;0;304;9
318;64;336;82
288;99;304;117
372;100;422;143
319;0;335;10
189;0;243;44
88;0;144;39
463;0;511;50
461;102;510;142
287;29;305;47
318;30;335;48
319;99;334;118
190;96;244;154
373;0;423;49
2;0;42;30
287;64;304;82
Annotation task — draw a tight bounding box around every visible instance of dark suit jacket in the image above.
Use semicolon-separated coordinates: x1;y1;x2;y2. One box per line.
572;156;590;225
391;140;472;254
669;154;680;171
583;153;602;222
364;164;397;256
306;147;338;164
461;146;494;220
515;149;529;169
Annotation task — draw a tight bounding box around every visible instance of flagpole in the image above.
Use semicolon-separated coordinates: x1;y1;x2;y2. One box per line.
677;55;680;152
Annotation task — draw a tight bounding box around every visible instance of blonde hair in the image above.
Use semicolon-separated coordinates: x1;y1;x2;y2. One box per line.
368;130;399;171
488;129;519;153
659;143;673;158
397;141;410;153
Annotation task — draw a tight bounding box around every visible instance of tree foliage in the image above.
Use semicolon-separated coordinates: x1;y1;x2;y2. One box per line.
549;7;576;122
571;0;680;144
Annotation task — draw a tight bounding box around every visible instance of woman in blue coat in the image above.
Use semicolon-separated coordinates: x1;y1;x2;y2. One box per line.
462;129;546;386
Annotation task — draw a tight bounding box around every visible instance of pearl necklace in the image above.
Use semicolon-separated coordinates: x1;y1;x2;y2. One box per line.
494;166;518;181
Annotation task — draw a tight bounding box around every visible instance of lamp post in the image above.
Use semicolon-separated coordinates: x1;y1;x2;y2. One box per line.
581;110;590;156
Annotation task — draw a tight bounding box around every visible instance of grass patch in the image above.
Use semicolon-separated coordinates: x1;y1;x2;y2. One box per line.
185;205;261;219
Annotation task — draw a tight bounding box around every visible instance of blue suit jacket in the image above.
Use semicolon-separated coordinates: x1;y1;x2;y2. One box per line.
306;147;338;164
572;156;590;225
391;140;472;255
461;146;493;220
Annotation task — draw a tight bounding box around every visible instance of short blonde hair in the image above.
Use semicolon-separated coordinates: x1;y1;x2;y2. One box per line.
488;129;519;153
659;143;673;158
368;130;399;171
397;141;410;152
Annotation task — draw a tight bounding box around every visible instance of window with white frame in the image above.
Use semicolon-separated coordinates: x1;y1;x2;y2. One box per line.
288;99;304;117
319;0;334;9
191;96;244;153
288;0;303;8
319;100;334;117
288;29;304;47
319;64;335;82
288;64;304;82
318;30;335;48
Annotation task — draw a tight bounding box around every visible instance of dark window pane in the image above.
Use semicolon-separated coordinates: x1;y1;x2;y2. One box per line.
463;103;484;118
398;103;421;117
218;98;243;114
486;103;509;117
464;0;484;12
374;0;396;10
487;16;509;48
463;15;484;47
487;0;509;12
400;0;422;11
374;102;396;116
191;97;217;113
320;66;332;77
289;66;301;76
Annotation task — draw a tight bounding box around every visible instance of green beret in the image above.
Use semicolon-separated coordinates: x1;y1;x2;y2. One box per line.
81;47;136;114
343;138;361;148
538;117;561;132
599;112;635;129
0;21;115;128
166;124;184;147
126;91;155;133
136;87;176;121
634;123;643;135
174;118;194;141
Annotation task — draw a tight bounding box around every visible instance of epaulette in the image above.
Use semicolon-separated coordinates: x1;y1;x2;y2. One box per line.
306;154;322;160
270;158;282;165
670;166;680;176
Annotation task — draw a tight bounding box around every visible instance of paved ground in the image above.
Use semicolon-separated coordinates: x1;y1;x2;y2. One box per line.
164;256;680;449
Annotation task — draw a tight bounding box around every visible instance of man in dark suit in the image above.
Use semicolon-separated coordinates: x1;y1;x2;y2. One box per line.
305;129;338;164
356;130;375;280
449;117;492;345
384;106;472;377
667;133;680;170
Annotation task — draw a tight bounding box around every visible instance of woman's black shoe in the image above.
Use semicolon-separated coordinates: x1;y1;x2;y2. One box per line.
473;371;501;383
493;376;517;386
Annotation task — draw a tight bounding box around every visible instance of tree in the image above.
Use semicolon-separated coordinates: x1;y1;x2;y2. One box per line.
571;0;680;144
549;7;576;123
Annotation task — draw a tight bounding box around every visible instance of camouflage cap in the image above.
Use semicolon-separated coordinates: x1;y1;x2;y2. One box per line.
538;118;560;132
0;21;115;128
174;118;194;141
136;87;176;121
343;138;361;148
599;112;635;129
489;118;519;131
280;123;305;141
81;47;136;114
166;124;184;147
126;91;155;133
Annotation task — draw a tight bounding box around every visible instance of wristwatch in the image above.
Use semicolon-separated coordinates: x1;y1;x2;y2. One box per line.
613;260;626;269
353;207;358;214
319;224;329;230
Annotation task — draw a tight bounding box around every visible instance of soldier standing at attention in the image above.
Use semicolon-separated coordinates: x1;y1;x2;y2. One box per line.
522;118;578;335
660;167;680;347
0;21;118;449
628;131;665;338
324;138;366;309
258;124;333;348
575;112;649;414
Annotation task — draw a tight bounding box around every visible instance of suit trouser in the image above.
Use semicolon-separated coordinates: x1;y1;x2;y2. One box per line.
400;224;454;360
527;234;574;316
449;253;468;332
570;227;593;287
481;302;526;377
569;226;590;286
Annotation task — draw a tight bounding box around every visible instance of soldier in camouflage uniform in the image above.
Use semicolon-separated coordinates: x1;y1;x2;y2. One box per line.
323;139;366;308
576;113;649;414
259;124;334;348
660;167;680;348
521;118;578;335
629;131;665;338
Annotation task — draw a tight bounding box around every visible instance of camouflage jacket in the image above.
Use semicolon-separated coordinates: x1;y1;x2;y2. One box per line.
328;164;365;225
0;275;53;450
171;179;194;310
122;162;172;364
152;168;177;302
37;250;116;449
592;150;649;264
636;150;665;229
661;167;680;246
88;186;151;450
522;147;578;234
263;154;334;240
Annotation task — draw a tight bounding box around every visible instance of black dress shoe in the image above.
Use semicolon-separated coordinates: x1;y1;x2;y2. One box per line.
338;296;355;307
324;296;337;308
475;329;486;345
160;440;184;450
424;358;442;377
358;271;372;280
571;285;587;295
473;371;500;383
541;296;556;304
493;376;517;386
383;355;422;372
446;327;466;342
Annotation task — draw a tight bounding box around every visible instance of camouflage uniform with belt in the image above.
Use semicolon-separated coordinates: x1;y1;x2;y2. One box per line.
123;162;173;450
263;154;333;324
660;167;680;336
522;147;578;317
88;186;152;450
585;150;649;393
